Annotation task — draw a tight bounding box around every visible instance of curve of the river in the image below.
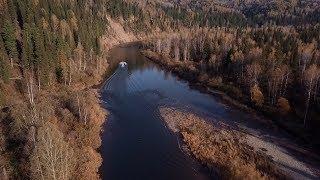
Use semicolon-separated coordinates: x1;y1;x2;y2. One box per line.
100;44;319;180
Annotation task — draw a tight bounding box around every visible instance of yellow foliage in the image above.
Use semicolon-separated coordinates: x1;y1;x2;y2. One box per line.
250;84;264;106
277;97;291;114
160;108;286;179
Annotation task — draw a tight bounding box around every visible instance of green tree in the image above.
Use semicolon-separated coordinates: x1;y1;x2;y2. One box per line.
32;25;50;84
6;0;18;22
1;19;18;62
0;52;10;82
21;23;34;69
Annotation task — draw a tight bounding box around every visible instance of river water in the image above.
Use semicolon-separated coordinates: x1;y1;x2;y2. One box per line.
99;44;319;180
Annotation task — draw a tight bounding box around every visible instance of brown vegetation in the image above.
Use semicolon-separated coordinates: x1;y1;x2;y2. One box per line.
1;0;319;178
0;83;107;179
277;97;291;115
142;24;320;148
250;85;264;107
160;107;287;179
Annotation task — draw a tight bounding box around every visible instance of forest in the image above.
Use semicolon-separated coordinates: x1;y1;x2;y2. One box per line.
0;0;319;179
0;0;109;179
142;0;320;148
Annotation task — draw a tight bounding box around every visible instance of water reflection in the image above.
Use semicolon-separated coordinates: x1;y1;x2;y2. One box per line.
100;43;317;180
100;44;211;180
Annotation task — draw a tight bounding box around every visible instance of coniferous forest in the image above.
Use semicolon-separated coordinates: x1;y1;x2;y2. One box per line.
0;0;320;179
0;0;108;179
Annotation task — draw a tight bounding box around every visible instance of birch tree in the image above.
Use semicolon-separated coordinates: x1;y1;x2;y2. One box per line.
173;37;180;61
303;64;320;126
298;42;315;76
75;41;84;71
31;122;75;180
162;37;171;57
267;65;290;105
156;39;161;53
182;38;190;61
246;63;262;89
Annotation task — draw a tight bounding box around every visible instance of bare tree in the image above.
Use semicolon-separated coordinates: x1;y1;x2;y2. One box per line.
162;37;171;57
68;58;73;86
1;167;8;180
298;42;316;76
75;41;84;71
246;63;262;89
182;38;190;61
31;122;75;180
267;65;290;105
77;93;82;120
231;49;245;81
156;39;161;53
303;64;320;126
173;37;180;61
208;54;220;73
27;76;35;105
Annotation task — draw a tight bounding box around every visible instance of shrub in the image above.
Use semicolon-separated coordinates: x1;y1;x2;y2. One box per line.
277;97;291;115
208;77;222;88
250;85;264;106
198;74;209;83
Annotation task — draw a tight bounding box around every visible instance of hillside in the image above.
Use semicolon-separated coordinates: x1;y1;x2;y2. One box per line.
0;0;319;179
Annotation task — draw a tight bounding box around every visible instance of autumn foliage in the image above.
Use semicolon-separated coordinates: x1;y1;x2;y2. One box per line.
277;97;291;115
160;107;287;179
250;85;264;107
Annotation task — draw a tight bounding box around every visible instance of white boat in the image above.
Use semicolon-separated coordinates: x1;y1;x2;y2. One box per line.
119;61;127;68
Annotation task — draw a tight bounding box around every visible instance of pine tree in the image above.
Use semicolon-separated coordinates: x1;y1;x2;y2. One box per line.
1;19;18;63
0;47;10;82
0;25;10;83
32;25;49;84
6;0;18;23
21;23;33;69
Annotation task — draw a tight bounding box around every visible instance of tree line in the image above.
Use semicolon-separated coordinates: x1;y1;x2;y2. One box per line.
0;0;107;86
145;26;320;143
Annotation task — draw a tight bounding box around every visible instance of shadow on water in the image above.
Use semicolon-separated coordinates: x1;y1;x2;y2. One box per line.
100;44;213;180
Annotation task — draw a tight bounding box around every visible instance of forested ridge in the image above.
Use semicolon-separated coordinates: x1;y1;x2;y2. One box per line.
0;0;319;179
0;0;109;179
140;0;320;149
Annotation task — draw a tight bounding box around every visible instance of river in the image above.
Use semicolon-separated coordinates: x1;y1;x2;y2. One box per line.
100;44;319;180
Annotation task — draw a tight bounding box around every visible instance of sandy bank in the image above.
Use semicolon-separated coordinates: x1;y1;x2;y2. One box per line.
159;107;315;179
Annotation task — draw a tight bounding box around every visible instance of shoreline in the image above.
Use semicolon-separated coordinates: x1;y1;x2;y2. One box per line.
141;49;318;149
94;44;318;179
159;107;289;179
141;49;320;178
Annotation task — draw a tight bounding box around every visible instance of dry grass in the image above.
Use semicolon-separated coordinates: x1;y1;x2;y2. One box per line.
160;107;288;180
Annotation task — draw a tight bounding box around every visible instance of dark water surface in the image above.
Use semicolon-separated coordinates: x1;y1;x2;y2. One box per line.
100;44;309;180
100;45;213;180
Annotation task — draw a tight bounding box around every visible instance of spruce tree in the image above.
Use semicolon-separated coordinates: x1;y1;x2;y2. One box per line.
32;25;49;84
1;19;18;63
0;38;10;82
21;23;33;69
6;0;18;23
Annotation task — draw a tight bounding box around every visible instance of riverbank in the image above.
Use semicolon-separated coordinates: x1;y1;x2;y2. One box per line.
99;43;217;180
0;73;108;179
143;49;319;178
141;50;318;148
0;16;137;179
160;107;288;179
